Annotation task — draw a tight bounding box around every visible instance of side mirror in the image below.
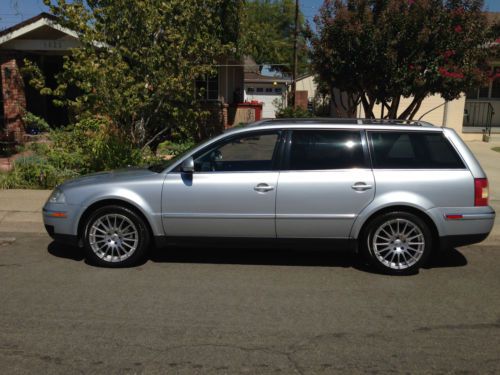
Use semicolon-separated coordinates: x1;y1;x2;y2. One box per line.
180;157;194;173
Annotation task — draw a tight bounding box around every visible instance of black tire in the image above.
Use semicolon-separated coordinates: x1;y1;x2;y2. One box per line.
361;211;433;275
83;205;151;267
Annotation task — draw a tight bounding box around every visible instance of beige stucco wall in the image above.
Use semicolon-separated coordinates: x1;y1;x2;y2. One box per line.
295;75;317;100
357;94;481;141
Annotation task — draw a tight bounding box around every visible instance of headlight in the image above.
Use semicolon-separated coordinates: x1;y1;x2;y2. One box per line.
48;188;66;203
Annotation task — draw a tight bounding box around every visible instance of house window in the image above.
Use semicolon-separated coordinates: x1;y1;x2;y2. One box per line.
196;74;219;101
467;66;500;100
256;87;264;93
265;87;273;93
247;87;255;93
274;88;282;94
478;85;490;99
491;79;500;99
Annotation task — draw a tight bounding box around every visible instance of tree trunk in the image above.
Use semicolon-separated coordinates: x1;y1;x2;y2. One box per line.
361;93;375;118
398;95;424;120
387;95;400;119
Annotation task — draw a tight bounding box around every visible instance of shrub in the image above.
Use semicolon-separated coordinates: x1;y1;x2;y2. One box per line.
22;112;50;134
0;156;79;189
275;105;313;118
43;117;145;174
157;140;196;157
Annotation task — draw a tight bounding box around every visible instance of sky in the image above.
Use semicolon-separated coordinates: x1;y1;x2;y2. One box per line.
1;0;500;30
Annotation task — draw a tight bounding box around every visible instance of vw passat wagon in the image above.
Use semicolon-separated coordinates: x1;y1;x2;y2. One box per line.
43;119;495;274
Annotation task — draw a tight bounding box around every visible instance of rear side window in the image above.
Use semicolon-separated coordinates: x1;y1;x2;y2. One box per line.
288;130;367;170
369;131;465;169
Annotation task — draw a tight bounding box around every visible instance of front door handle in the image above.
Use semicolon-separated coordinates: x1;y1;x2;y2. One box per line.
254;183;275;193
351;182;373;191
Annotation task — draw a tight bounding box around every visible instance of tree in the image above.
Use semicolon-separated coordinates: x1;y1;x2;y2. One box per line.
310;0;493;120
239;0;309;75
31;0;242;150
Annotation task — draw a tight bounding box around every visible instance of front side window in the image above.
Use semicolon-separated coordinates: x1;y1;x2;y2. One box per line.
193;132;280;172
369;131;465;169
287;130;367;170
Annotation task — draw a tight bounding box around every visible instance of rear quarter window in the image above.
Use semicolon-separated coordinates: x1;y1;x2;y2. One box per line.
368;131;465;169
288;130;367;170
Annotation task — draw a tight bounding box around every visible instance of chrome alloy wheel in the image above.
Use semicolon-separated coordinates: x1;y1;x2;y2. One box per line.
88;214;139;262
372;218;425;270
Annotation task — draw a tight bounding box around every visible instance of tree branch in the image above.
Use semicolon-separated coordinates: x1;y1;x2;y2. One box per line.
141;125;171;152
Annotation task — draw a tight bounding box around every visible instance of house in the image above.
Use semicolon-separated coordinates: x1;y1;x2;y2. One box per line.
0;13;244;142
0;13;80;142
243;58;291;118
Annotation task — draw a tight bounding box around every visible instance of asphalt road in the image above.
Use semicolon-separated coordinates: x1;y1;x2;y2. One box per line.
0;234;499;374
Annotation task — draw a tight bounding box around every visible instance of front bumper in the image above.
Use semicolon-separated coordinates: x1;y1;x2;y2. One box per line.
44;224;80;247
43;202;83;246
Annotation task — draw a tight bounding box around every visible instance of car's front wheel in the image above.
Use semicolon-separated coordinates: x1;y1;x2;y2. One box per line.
362;211;433;275
83;205;150;267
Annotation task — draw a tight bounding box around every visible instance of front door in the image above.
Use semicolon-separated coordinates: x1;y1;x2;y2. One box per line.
162;130;282;237
276;129;375;238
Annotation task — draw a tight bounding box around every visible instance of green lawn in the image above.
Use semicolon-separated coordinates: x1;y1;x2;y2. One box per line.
492;147;500;153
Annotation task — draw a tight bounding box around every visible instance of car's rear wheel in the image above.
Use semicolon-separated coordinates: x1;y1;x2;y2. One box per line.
83;205;150;267
362;211;432;275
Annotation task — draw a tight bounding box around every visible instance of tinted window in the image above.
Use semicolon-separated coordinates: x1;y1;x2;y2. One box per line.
194;132;279;172
288;130;366;170
369;131;465;169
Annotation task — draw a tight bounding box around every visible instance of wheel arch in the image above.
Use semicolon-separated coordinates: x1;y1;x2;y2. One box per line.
77;199;154;242
354;205;440;246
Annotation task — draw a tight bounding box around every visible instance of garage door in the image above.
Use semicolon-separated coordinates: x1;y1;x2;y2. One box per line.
245;93;280;118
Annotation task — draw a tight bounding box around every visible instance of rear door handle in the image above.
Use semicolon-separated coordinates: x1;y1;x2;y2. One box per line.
254;183;275;193
351;182;373;191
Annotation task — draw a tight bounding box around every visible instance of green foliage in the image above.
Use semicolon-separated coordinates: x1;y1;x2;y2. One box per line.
0;116;156;189
310;0;492;120
34;0;243;150
240;0;309;74
157;140;196;157
41;117;145;174
0;156;79;189
22;112;50;133
492;147;500;153
275;106;312;118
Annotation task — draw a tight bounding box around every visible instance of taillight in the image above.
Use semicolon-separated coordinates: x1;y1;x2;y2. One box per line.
474;178;489;206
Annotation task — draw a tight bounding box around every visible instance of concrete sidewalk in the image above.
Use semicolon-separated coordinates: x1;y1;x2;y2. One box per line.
0;189;50;234
0;141;499;244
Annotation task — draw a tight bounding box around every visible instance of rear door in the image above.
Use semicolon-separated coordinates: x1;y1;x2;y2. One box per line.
276;129;375;238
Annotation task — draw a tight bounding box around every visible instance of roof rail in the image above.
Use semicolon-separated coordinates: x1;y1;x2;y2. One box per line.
247;118;435;127
360;118;433;126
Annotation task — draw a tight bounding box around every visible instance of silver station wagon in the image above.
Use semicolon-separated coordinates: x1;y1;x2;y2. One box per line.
43;119;495;274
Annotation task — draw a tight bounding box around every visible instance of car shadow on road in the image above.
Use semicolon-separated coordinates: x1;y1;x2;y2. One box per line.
151;246;358;268
424;248;468;269
47;241;467;273
48;241;85;261
150;245;468;273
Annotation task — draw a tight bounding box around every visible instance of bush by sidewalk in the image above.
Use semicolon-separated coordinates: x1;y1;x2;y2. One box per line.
0;117;160;189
